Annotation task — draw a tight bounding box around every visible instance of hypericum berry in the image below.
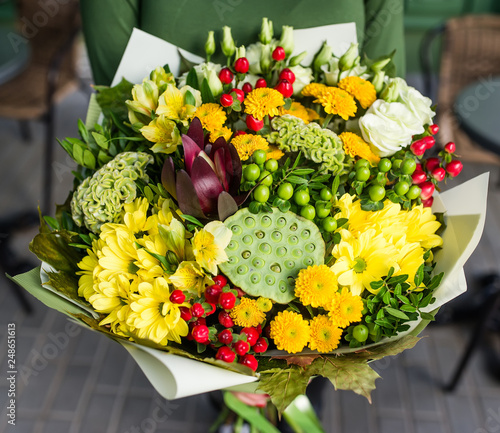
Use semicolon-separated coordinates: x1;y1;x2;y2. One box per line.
234;340;250;356
220;94;233;107
275;79;293;98
431;167;446;182
241;327;259;346
234;57;249;74
192;325;209;343
444;141;456;153
422;196;434;208
191;317;206;327
239;354;258;371
446;160;463;177
219;68;233;84
180;306;192;321
191;303;205;318
410;139;428;156
423;136;436;149
242;82;253;94
246;114;264;132
205;284;222;304
220;292;237;310
235;287;246;297
218;329;233;345
213;275;228;287
255;78;267;88
233;130;246;137
252;337;268;353
231;88;245;103
219;311;234;328
411;170;427;185
169;290;186;304
272;46;286;61
420;181;435;201
429;124;439;135
216;346;236;363
279;68;296;84
425;157;440;172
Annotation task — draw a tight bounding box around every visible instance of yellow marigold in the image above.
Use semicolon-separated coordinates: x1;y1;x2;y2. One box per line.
327;288;364;329
210;126;232;143
294;265;338;308
266;145;284;161
309;315;342;352
230;297;266;327
244;88;285;120
338;76;377;109
302;83;327;98
256;297;273;312
270;310;310;354
339;132;380;164
314;87;357;120
231;134;269;161
194;103;226;132
279;102;310;123
306;108;320;122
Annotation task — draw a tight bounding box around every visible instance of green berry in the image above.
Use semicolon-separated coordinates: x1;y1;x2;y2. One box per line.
277;182;294;200
394;180;410;196
378;158;392;173
369;185;385;202
300;204;316;220
258;171;273;187
315;202;330;219
406;185;421;200
320;188;332;201
401;158;417;175
254;185;270;203
355;167;371;182
353;324;369;342
355;159;370;169
293;189;310;206
252;150;267;165
243;164;260;181
264;158;278;172
322;217;337;232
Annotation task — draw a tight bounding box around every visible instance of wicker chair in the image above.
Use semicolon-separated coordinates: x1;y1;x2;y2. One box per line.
422;15;500;165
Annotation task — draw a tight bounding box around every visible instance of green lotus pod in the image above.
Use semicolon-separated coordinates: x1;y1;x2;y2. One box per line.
219;208;325;303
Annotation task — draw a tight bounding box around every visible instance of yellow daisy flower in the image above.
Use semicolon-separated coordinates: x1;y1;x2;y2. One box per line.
98;227;140;281
327;288;364;329
270;310;310;354
230;297;266;328
192;221;232;275
309;315;342;352
314;87;357;120
140;114;182;154
393;239;425;288
339;132;380;164
256;297;273;312
122;198;155;235
279;102;310;123
210;126;232;143
404;205;443;250
294;265;338;308
231;134;269;161
194;103;227;132
266;145;284;161
244;88;285;120
301;83;327;98
76;239;105;301
338;76;377;109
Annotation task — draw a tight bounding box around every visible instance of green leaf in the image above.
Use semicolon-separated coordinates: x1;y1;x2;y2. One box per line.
427;272;444;291
331;175;340;196
400;304;417;313
292;168;315;176
43;216;60;230
387;267;395;279
95;78;134;121
385;307;409;320
418;293;434;309
283;395;325;433
249;201;261;214
77;118;89;142
201;78;215;103
336;218;348;228
186;68;200;90
287;175;308;185
83;150;96;169
184;90;196;107
180;214;204;228
420;312;436;321
388;275;408;285
396;295;410;304
370;280;384;291
92;132;109;150
72;143;84;166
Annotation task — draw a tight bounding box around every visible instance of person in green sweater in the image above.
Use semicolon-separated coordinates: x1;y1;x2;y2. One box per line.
80;0;405;86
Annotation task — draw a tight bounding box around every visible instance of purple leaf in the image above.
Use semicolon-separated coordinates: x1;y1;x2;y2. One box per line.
186;117;205;149
217;191;238;221
227;142;242;195
213;147;229;191
182;135;202;175
176;170;206;219
161;157;177;200
191;157;224;215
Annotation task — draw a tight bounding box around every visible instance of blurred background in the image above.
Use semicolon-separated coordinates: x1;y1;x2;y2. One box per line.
0;0;499;432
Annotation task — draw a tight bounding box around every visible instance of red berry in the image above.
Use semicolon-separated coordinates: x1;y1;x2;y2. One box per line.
410;139;427;156
192;325;209;343
239;353;258;371
444;141;456;153
213;275;228;287
241;327;259;346
205;284;222;304
219;68;233;84
420;181;435;201
191;303;205;318
220;94;233;107
256;324;262;335
275;79;293;98
252;337;268;353
423;136;436;149
219;311;234;328
169;290;186;304
429;124;439;135
216;346;236;363
220;292;236;310
431;167;446;182
272;46;286;61
242;82;253;94
279;68;296;84
264;325;271;339
446;160;463;177
218;329;233;345
191;317;206;327
255;78;267;88
234;57;249;74
246;114;264;132
180;306;192;321
411;170;427;185
422;196;434;208
231;88;245;103
425;157;440;172
233;130;246;137
234;340;250;356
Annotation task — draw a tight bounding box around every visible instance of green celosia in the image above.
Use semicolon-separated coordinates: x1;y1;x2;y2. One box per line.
71;152;154;233
267;115;352;174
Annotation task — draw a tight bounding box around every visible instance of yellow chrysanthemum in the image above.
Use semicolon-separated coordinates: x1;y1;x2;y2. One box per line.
327;288;364;329
339;132;380;164
231;134;269;161
279;102;310;123
230;297;266;328
192;221;232;275
194;103;227;132
405;205;443;250
306;108;320;122
393;239;425;288
256;297;273;312
76;238;105;301
209;126;232;143
244;88;285;120
309;315;342;352
338;76;377;109
294;265;338;308
270;310;310;354
122;198;156;234
266;145;284;161
301;83;327;98
98;227;140;281
314;87;357;120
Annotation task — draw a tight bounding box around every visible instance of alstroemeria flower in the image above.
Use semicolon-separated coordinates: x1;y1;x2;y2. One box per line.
192;221;232;275
168;261;214;296
156;84;202;127
140;115;182;154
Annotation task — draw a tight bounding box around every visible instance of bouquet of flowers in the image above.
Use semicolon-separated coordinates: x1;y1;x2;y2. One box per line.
13;18;487;429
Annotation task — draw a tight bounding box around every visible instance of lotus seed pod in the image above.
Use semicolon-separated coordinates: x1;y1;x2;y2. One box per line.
219;208;325;303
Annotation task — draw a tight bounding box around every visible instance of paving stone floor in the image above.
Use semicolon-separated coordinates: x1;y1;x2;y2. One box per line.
0;63;499;432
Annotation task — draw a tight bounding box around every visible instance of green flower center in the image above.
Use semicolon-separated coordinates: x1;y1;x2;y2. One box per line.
353;257;366;273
